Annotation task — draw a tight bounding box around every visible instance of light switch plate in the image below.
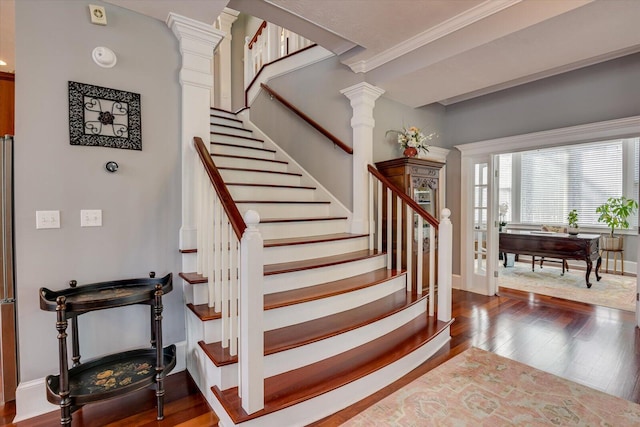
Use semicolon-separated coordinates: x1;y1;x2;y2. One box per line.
89;4;107;25
36;210;60;229
81;210;102;227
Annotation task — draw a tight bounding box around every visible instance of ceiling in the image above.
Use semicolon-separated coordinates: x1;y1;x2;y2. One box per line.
9;0;640;107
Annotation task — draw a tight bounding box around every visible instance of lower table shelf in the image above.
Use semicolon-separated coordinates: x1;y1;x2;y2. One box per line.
45;345;176;406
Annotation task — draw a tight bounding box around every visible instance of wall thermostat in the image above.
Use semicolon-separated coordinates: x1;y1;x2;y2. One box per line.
89;5;107;26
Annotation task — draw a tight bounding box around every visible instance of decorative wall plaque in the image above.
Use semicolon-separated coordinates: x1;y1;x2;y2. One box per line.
68;81;141;150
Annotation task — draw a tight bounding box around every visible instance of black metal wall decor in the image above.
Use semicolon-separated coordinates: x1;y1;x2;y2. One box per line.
68;81;141;150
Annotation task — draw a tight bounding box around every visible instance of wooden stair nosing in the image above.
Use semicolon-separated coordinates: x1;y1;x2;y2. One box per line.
235;200;330;205
211;132;264;143
264;232;367;248
180;272;207;285
226;183;316;191
264;249;381;276
212;153;288;165
211;142;275;154
198;287;425;366
264;268;404;309
212;315;452;423
217;167;301;177
187;303;221;321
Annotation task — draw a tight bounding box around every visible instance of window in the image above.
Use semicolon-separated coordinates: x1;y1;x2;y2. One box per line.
500;138;638;228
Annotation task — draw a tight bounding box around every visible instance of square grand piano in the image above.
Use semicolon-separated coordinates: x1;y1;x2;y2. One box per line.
499;230;602;288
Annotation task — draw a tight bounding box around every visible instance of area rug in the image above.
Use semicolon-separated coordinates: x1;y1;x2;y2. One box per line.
342;347;640;426
498;262;636;312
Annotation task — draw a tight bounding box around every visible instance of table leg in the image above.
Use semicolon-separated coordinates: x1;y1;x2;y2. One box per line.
595;256;602;281
585;259;593;288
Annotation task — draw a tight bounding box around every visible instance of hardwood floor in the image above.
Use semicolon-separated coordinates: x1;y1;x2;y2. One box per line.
2;288;638;426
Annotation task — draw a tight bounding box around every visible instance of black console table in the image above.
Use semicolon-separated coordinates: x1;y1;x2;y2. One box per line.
39;272;176;426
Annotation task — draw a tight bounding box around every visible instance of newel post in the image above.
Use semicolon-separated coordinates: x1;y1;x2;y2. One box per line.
239;210;264;414
438;208;453;322
167;14;224;250
340;82;385;234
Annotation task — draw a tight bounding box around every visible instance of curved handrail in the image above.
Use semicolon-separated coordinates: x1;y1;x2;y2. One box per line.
260;83;353;155
194;136;246;239
368;164;439;228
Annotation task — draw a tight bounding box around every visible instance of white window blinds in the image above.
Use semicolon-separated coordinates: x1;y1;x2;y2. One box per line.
520;141;623;226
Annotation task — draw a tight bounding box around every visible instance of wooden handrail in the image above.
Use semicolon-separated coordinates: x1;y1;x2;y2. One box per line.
368;164;440;228
194;137;247;239
247;21;267;50
260;83;353;155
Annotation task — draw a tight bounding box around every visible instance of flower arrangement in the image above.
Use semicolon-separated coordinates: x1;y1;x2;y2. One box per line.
386;126;434;157
499;202;509;230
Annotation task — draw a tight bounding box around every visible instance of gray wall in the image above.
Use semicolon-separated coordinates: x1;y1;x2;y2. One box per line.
444;53;640;265
249;55;447;210
15;0;182;381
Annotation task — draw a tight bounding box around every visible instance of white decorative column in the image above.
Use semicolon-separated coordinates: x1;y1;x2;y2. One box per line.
215;8;239;111
266;23;281;62
168;13;225;250
340;82;385;234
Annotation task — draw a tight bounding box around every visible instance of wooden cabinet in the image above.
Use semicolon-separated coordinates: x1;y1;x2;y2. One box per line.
39;272;176;426
375;157;445;293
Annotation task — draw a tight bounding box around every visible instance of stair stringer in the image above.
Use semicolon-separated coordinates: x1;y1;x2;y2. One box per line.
211;326;451;427
235;109;353;223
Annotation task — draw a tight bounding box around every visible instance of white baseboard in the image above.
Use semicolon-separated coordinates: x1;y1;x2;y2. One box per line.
451;274;462;290
13;340;187;423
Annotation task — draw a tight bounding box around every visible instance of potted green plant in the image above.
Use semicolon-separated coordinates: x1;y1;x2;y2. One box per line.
567;209;579;235
596;196;639;250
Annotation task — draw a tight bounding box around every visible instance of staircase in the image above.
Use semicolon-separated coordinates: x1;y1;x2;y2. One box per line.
180;108;452;427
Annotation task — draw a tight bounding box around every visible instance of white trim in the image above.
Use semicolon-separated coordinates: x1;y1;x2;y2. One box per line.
13;341;187;423
455;115;640;156
343;0;521;73
246;45;334;106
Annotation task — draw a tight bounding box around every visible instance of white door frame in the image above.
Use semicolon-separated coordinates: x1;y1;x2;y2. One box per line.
456;116;640;316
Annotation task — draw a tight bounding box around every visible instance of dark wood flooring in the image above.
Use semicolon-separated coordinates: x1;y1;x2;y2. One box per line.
2;288;638;426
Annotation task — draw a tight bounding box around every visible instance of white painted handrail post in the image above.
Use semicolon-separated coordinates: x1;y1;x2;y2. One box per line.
239;210;264;414
437;208;453;322
340;83;385;234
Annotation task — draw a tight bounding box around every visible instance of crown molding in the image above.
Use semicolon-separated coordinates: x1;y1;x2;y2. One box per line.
343;0;521;73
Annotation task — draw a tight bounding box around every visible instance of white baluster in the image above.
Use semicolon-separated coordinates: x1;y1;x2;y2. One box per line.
438;208;453;322
429;225;436;316
386;188;392;269
207;189;215;308
368;175;374;250
417;215;423;296
213;198;222;310
221;218;229;348
406;207;412;292
377;183;382;252
396;197;401;271
230;233;238;356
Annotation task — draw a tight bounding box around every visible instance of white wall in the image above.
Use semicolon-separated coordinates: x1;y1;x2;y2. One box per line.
14;0;182;382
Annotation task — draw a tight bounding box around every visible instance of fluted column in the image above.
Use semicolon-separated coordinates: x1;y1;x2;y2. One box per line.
340;82;385;234
167;13;224;250
215;8;239;110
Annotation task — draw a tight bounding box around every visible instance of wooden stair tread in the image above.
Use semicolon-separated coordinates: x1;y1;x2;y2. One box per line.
212;315;452;423
179;272;207;285
235;200;330;204
211;142;275;153
210;132;264;143
260;216;347;223
264;249;380;276
264;232;366;248
211;153;288;165
226;183;316;190
199;287;422;366
217;166;301;177
187;303;221;321
264;268;402;308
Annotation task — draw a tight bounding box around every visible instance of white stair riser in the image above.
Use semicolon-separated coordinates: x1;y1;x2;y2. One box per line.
211;124;253;137
265;297;426;377
238;202;329;219
190;282;209;306
194;343;238;391
229;185;317;202
186;307;221;344
219;169;301;187
211;116;243;128
203;327;451;427
264;255;386;293
265;275;406;330
211;144;275;161
210;110;237;120
257;219;348;240
210;134;264;148
213;156;288;173
264;237;368;264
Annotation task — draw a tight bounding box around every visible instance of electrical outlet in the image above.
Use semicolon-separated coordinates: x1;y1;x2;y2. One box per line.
81;210;102;227
89;4;107;25
36;210;60;229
